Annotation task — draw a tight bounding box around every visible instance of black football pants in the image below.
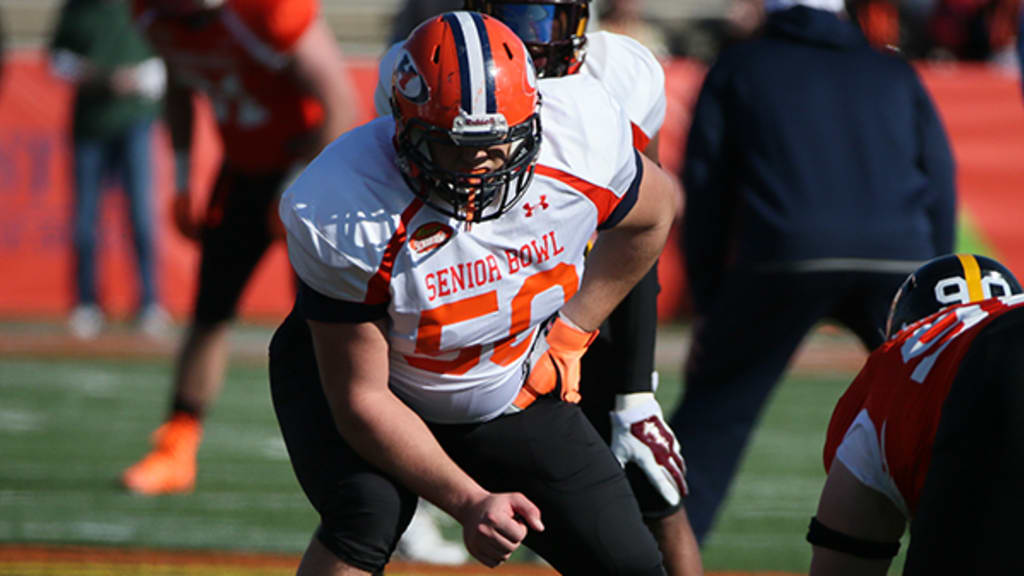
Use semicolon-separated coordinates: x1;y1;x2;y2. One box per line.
269;309;665;575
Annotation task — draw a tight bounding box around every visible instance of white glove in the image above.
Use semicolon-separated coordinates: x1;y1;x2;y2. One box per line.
609;391;688;506
132;58;167;101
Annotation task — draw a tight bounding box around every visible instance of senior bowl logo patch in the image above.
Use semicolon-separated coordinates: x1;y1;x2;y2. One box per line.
409;222;453;254
394;50;429;104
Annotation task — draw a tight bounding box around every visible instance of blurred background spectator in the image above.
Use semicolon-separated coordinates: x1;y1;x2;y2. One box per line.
596;0;671;56
846;0;1021;60
49;0;167;340
668;0;956;541
3;0;1020;65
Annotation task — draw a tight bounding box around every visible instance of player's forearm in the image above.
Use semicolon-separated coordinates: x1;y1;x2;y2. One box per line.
329;385;489;522
294;19;359;154
562;212;671;333
316;69;358;150
562;157;675;332
605;265;659;394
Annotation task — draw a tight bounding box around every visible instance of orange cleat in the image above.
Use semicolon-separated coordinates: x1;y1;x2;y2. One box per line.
121;414;202;495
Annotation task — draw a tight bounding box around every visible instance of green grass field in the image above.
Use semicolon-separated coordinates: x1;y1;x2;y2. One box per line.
0;324;910;574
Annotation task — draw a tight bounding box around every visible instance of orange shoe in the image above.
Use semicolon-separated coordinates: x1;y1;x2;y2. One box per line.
121;414;202;495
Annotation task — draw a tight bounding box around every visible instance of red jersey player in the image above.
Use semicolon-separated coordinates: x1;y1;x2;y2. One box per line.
810;253;1024;575
122;0;358;495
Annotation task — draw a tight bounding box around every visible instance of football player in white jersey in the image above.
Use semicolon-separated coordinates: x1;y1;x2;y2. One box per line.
270;12;678;575
374;1;666;156
374;4;699;574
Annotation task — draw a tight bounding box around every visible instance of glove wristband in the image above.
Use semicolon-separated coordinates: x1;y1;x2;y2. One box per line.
547;314;599;351
610;393;662;427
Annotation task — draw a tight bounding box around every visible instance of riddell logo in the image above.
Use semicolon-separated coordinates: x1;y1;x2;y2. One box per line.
409;222;453;254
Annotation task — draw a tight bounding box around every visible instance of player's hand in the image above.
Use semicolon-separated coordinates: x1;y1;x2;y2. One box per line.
459;493;544;567
171;193;202;242
610;391;688;506
524;314;599;404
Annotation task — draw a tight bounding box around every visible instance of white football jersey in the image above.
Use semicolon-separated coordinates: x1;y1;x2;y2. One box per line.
373;31;666;146
282;75;640;424
582;31;665;145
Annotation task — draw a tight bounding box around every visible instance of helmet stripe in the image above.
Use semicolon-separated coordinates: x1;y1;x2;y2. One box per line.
443;13;473;115
446;12;489;116
956;253;984;301
469;12;497;114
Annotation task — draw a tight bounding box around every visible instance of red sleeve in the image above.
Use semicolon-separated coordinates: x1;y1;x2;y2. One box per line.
232;0;317;52
823;359;876;473
631;122;651;151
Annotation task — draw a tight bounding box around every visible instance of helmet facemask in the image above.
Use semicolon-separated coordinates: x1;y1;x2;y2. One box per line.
392;12;543;223
395;106;542;223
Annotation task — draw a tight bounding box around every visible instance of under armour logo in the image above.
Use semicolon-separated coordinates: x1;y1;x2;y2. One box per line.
523;195;549;217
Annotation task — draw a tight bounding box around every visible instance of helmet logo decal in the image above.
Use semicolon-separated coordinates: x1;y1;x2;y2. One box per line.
934;275;1015;306
409;222;454;254
395;50;429;104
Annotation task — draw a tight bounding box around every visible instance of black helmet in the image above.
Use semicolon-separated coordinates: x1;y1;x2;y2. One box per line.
885;253;1022;339
464;0;591;78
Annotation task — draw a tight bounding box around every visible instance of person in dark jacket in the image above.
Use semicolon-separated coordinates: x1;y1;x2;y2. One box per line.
668;0;956;543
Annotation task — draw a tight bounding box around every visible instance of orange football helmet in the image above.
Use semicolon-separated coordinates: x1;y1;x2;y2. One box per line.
392;11;542;223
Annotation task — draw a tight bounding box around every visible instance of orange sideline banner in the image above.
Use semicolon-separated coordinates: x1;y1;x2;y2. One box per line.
0;52;1021;323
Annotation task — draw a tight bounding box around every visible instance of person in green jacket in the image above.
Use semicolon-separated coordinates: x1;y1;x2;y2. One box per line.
50;0;168;339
